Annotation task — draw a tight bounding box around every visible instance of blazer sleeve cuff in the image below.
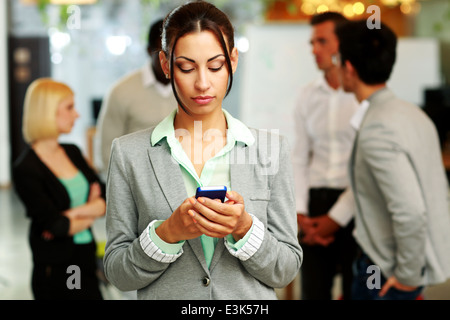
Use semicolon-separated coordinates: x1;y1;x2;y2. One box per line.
224;214;264;261
139;220;184;263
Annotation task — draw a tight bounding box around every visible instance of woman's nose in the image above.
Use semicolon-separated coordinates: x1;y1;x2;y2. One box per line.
195;69;211;92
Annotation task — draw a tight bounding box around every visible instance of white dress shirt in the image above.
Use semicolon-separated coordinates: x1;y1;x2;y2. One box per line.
141;61;173;98
292;76;358;226
350;99;370;130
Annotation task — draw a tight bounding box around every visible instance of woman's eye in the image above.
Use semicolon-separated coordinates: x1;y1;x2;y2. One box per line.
180;68;194;73
209;64;224;72
176;64;194;73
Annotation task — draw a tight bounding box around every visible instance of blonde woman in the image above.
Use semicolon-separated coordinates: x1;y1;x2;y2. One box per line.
13;78;105;300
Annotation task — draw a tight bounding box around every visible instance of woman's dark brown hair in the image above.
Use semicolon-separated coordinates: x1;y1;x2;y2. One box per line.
161;0;235;114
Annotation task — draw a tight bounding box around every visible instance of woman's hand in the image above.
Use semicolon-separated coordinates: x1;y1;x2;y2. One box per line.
187;191;253;241
63;182;106;219
155;198;204;243
155;191;253;244
88;182;102;202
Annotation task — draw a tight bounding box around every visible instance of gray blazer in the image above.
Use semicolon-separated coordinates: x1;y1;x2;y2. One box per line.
350;88;450;287
103;126;302;299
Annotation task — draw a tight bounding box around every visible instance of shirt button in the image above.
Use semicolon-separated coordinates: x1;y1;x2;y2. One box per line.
202;276;210;287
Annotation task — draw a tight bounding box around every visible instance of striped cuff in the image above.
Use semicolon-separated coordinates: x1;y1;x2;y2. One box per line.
139;220;184;263
224;214;265;261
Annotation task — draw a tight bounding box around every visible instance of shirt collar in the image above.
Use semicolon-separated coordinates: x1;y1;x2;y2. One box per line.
350;99;370;130
141;61;172;97
315;75;343;94
314;76;329;91
151;109;255;147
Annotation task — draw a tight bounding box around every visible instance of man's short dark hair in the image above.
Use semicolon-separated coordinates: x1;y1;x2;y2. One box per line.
147;18;164;52
336;19;397;85
310;11;348;27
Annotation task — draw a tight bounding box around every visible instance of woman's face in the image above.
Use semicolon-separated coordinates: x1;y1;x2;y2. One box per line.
56;95;78;134
161;30;238;116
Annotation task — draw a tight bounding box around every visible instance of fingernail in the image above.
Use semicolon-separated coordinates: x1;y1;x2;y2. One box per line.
198;197;205;203
188;210;197;223
188;197;196;205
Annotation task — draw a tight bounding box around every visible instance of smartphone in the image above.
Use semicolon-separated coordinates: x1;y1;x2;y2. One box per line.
195;186;227;203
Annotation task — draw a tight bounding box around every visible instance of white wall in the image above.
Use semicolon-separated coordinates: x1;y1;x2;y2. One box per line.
240;23;442;148
0;0;10;187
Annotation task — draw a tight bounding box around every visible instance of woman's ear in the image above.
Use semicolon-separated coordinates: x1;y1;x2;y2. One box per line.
159;51;170;78
230;47;239;74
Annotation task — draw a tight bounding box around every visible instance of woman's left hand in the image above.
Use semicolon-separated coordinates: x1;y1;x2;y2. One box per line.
188;190;253;241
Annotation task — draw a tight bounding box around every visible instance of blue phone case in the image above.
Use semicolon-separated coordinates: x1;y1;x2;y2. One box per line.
195;186;227;202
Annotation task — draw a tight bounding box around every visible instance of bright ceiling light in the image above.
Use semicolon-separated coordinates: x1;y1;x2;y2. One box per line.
106;36;132;56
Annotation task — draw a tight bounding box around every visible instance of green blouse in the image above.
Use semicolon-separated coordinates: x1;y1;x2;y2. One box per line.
59;171;93;244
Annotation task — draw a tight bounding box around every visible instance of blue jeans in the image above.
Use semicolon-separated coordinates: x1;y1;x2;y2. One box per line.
351;252;423;300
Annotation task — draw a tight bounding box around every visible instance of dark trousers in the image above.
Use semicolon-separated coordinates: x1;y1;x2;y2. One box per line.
32;242;103;300
351;249;424;300
300;188;357;300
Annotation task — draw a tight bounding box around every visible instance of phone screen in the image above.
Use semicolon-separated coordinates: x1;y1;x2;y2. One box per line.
195;186;227;202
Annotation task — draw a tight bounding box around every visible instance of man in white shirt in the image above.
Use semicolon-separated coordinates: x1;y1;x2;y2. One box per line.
95;19;176;178
292;12;358;300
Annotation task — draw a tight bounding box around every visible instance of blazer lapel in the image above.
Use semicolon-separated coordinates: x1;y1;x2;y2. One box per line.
349;133;358;193
147;142;186;214
209;240;226;271
148;141;210;273
209;143;255;272
188;238;209;273
229;143;255;203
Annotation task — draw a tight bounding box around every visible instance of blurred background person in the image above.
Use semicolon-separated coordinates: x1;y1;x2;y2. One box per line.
336;20;450;300
95;18;176;178
292;11;358;300
12;78;106;300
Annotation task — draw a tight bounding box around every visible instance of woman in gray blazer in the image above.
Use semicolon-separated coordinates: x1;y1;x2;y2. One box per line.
103;0;303;300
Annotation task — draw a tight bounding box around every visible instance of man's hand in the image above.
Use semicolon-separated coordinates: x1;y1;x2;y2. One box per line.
298;213;337;246
379;276;419;297
309;214;340;238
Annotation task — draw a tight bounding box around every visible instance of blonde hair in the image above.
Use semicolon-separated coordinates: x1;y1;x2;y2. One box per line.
22;78;74;144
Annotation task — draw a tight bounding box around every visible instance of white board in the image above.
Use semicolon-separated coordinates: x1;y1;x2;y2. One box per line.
240;23;320;147
240;23;441;147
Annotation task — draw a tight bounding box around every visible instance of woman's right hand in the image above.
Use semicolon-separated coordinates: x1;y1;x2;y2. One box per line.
88;182;102;202
155;197;203;243
66;216;96;236
63;182;106;220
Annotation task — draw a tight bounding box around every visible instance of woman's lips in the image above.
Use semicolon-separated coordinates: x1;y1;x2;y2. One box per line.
192;96;214;105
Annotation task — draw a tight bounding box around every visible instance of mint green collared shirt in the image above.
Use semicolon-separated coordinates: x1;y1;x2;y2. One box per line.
149;108;255;268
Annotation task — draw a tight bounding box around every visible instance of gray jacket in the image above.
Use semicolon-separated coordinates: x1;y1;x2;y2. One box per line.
103;127;302;299
351;88;450;287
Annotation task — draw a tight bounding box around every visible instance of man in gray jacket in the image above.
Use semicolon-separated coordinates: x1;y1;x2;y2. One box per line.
335;20;450;299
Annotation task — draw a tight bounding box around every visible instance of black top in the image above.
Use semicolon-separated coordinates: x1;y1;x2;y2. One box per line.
12;144;105;264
